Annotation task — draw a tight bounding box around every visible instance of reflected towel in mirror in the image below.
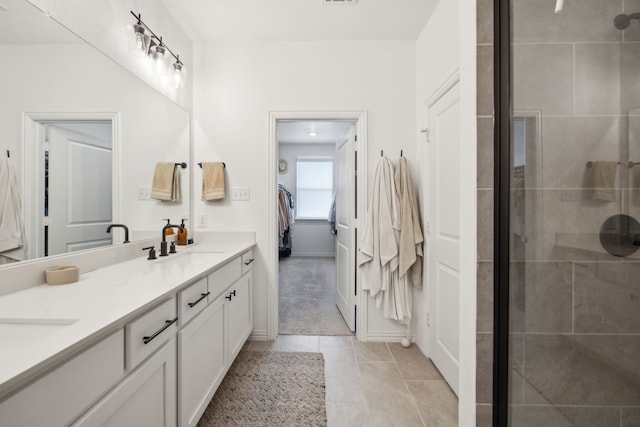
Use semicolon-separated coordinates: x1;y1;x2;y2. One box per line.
0;155;26;258
591;161;618;202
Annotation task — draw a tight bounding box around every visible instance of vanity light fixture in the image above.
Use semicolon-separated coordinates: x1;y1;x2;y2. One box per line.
129;11;187;88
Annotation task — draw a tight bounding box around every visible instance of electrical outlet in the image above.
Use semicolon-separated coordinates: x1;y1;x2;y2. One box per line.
137;187;151;200
196;214;207;228
231;186;250;201
561;189;581;201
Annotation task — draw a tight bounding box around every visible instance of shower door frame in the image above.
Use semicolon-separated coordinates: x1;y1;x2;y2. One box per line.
493;0;511;426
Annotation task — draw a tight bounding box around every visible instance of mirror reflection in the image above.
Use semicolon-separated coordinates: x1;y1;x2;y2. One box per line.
0;0;190;265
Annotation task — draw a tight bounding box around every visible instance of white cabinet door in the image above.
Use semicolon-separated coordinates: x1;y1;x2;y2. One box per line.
73;339;177;427
0;330;124;427
178;297;225;427
226;273;252;364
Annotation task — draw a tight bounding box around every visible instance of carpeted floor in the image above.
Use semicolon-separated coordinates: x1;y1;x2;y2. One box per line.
278;256;352;336
197;351;327;426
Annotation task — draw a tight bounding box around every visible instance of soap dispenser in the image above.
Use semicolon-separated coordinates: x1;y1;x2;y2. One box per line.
177;219;188;246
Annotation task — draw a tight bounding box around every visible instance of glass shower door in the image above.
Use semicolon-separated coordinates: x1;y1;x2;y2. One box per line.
507;1;640;425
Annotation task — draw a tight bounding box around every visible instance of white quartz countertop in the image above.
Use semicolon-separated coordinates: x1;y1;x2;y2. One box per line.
0;240;255;398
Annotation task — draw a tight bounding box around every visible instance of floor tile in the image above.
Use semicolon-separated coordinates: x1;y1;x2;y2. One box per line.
326;401;369;427
354;340;393;362
322;347;365;402
359;361;424;426
407;380;458;427
320;335;354;348
388;343;444;381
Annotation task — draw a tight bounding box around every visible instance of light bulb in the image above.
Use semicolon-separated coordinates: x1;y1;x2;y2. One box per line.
172;61;186;89
150;44;168;75
128;22;149;58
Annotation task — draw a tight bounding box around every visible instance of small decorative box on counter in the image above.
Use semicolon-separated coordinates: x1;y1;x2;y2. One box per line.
45;266;80;286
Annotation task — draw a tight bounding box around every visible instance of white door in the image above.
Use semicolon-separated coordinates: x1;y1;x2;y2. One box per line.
335;125;356;331
47;125;113;256
427;82;461;395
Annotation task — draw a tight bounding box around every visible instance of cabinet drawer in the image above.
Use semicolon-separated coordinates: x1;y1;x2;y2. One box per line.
0;329;125;427
126;298;177;369
207;257;241;302
178;278;209;327
241;249;255;275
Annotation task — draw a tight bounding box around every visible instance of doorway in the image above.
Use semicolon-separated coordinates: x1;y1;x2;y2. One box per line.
22;113;119;259
267;111;368;341
277;120;354;336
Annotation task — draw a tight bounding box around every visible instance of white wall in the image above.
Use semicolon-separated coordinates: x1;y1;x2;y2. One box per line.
415;0;477;424
278;143;336;257
26;0;194;111
192;40;417;339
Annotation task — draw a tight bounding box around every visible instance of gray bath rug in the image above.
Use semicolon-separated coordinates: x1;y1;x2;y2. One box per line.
279;256;352;336
198;351;327;426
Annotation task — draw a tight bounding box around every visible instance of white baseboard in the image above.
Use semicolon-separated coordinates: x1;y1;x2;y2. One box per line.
249;330;269;341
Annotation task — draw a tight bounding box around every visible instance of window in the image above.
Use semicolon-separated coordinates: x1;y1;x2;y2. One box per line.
296;158;333;219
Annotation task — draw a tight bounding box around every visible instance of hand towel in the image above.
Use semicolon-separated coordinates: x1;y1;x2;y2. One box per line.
0;156;26;255
632;164;640;206
151;162;180;202
201;162;225;201
591;161;617;202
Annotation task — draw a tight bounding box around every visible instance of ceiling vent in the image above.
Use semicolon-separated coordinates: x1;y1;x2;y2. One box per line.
323;0;357;4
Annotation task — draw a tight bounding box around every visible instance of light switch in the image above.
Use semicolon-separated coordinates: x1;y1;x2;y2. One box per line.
137;187;151;200
231;187;250;201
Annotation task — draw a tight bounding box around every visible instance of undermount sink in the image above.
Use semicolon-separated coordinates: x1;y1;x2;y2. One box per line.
0;318;78;349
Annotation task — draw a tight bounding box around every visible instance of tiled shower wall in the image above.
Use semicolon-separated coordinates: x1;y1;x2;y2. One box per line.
476;0;640;426
475;0;494;425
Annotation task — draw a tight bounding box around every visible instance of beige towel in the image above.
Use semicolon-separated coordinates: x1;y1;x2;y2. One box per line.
592;161;617;202
201;162;225;201
0;156;26;257
394;157;424;290
151;162;180;202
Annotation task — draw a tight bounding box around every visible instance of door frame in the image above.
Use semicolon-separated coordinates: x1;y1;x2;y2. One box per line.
267;111;368;341
22;112;120;259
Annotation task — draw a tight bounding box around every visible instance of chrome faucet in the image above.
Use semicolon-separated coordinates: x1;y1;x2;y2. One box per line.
106;224;130;243
160;221;184;256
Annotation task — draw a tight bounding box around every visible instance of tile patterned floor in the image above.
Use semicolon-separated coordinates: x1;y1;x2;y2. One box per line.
246;335;458;427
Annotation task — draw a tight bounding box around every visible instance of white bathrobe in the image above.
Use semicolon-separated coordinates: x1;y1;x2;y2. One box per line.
394;157;424;290
359;157;410;322
0;156;26;259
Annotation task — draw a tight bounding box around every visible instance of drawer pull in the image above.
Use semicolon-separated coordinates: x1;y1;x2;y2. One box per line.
225;294;232;301
244;258;255;266
231;290;236;297
188;292;210;308
143;318;178;344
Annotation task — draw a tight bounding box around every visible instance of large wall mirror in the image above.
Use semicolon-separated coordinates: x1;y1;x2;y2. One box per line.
0;0;190;265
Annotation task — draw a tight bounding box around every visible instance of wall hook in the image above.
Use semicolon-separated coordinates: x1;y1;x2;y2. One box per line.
381;150;384;157
400;150;403;157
